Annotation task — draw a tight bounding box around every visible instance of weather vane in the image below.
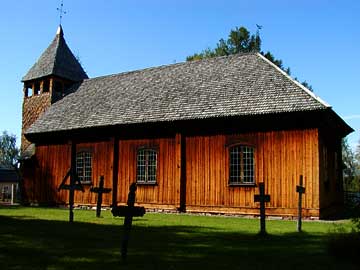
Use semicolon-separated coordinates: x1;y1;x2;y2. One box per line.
57;0;67;25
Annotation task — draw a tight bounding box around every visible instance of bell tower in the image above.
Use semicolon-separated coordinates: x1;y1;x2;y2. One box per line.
21;25;88;152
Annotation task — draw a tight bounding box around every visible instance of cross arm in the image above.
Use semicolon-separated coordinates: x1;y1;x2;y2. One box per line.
296;186;306;193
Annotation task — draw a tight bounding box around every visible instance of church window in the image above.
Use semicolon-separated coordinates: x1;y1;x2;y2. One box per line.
76;151;92;184
229;145;255;185
137;148;157;184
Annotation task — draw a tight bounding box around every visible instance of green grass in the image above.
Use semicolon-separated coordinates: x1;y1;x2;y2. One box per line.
0;206;357;270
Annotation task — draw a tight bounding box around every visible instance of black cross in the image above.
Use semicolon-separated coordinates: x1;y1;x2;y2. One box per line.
254;182;270;235
57;0;67;25
90;176;112;218
296;175;306;232
58;142;84;223
112;183;145;261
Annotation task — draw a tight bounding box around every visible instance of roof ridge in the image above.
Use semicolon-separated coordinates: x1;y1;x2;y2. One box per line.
51;32;62;76
256;52;331;108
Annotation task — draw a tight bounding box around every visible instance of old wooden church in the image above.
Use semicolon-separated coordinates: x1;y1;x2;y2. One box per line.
21;26;353;218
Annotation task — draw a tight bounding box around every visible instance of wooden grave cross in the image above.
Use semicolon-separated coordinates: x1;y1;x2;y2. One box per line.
58;168;84;223
111;183;145;261
296;175;306;232
57;142;84;223
254;182;271;235
90;176;112;217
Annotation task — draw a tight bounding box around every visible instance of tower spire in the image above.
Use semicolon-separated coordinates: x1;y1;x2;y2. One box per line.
56;24;64;36
57;0;67;25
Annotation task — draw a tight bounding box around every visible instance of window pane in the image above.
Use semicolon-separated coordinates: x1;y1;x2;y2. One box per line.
76;152;84;182
137;148;157;183
84;152;92;182
229;146;241;184
242;146;254;183
137;149;146;182
229;145;254;184
76;151;92;183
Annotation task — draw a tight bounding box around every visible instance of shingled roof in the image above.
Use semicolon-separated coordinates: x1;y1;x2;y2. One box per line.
22;26;88;82
26;52;333;135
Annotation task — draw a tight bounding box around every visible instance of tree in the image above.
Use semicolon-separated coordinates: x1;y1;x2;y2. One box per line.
186;26;261;61
355;138;360;185
355;139;360;166
0;131;19;168
342;138;359;191
186;25;313;90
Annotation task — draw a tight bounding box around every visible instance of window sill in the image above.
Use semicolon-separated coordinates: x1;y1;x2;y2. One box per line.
136;182;158;186
228;183;256;187
80;181;92;185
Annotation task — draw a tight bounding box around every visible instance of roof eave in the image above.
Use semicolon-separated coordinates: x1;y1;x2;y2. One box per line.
24;109;331;142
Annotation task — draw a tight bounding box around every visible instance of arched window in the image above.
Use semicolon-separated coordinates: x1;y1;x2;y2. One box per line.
229;145;255;185
76;151;92;184
137;148;157;184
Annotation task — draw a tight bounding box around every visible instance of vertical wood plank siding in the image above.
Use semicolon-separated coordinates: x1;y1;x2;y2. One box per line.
116;137;180;209
24;141;114;205
23;129;324;217
185;129;320;217
74;142;114;205
23;144;70;204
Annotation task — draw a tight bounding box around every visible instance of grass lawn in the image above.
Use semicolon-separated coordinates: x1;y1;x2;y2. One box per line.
0;206;357;270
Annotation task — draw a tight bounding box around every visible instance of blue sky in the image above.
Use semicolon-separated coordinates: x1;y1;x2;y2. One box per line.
0;0;359;149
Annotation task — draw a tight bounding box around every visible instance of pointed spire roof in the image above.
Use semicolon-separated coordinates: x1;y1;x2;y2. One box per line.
22;25;88;82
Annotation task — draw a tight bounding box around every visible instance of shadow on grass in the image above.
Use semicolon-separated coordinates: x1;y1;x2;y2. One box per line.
0;215;358;270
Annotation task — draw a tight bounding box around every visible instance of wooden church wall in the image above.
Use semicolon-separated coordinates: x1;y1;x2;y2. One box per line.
23;141;114;206
23;127;344;218
185;129;320;217
116;136;181;210
23;143;70;204
73;141;114;206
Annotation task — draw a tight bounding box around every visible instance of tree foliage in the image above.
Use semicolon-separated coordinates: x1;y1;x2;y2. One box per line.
342;138;360;192
186;26;261;61
0;131;19;168
186;26;313;90
356;139;360;167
